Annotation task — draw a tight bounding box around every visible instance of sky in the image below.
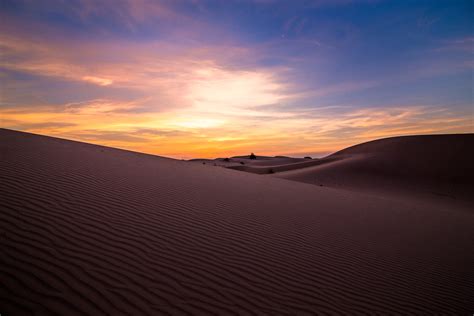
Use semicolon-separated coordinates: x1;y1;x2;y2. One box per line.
1;0;472;158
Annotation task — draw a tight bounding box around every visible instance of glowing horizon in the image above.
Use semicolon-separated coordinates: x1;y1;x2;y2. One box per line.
1;0;472;159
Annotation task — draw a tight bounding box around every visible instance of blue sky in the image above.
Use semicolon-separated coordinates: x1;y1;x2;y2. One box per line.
1;0;472;158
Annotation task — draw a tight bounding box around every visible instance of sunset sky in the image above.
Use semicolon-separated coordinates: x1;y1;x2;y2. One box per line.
1;0;472;158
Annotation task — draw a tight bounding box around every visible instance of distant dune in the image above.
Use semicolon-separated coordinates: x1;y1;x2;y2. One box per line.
275;134;474;201
1;128;474;315
193;155;334;174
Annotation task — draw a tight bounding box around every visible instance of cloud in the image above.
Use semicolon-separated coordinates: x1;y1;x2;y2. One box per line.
82;76;113;86
436;37;474;53
64;99;146;114
66;130;149;143
0;30;287;114
0;119;77;130
251;0;378;6
186;67;286;113
1;0;188;34
290;80;378;100
132;128;192;137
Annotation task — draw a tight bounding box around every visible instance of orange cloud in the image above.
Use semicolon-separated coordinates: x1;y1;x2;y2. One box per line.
2;99;472;159
82;76;113;86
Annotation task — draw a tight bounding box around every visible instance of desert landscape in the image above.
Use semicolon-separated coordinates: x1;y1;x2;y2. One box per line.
2;1;473;314
1;128;473;315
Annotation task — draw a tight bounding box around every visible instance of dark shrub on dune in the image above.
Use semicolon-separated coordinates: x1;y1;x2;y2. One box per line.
268;168;275;174
240;161;245;165
304;156;312;159
249;153;257;159
223;158;230;162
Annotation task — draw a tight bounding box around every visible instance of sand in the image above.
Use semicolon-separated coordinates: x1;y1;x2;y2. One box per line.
1;128;474;315
274;134;474;203
191;156;332;175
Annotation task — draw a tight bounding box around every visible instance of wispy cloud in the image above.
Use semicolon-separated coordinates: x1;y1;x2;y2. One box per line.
82;76;113;86
435;37;474;53
0;32;286;112
63;99;147;114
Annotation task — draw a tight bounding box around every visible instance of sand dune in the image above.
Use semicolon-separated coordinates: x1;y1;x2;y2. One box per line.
226;157;339;174
275;134;474;201
191;156;330;174
190;156;310;171
1;128;474;315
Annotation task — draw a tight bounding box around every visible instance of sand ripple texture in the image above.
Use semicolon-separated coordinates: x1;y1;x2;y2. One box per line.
1;129;474;315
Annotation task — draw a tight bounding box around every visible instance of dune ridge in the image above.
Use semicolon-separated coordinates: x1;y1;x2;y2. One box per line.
1;128;474;315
